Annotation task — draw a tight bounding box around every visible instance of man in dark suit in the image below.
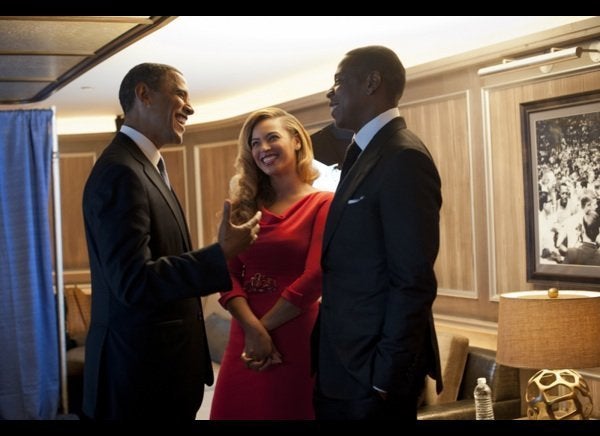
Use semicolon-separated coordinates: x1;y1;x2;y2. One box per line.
82;63;261;420
313;46;443;420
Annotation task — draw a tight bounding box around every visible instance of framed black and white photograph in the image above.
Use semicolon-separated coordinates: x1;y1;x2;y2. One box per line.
521;90;600;286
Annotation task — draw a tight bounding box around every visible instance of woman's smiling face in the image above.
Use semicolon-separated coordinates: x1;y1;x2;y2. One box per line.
250;117;300;177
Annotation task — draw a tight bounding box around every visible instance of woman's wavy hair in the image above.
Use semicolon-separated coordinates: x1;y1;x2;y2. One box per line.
229;107;318;224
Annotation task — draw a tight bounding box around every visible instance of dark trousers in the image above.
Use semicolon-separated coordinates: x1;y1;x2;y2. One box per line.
313;386;420;420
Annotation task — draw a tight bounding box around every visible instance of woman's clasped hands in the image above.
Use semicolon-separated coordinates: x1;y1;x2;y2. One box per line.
240;349;282;371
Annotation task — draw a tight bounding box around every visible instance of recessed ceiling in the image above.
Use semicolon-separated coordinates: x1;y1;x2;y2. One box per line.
0;16;174;103
0;16;595;134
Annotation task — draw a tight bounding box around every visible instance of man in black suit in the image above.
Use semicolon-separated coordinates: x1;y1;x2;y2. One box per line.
313;46;443;420
81;63;261;420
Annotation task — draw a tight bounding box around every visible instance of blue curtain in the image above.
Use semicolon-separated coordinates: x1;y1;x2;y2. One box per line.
0;109;59;419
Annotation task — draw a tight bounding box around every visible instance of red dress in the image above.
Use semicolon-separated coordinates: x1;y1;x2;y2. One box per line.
210;191;333;420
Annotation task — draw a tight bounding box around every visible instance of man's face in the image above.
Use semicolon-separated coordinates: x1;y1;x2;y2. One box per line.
144;70;194;147
559;189;570;207
326;57;367;133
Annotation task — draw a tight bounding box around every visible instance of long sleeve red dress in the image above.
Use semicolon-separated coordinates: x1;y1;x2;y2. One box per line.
210;191;333;420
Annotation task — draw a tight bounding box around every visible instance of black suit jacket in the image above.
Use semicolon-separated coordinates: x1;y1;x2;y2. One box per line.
82;133;232;419
316;117;443;400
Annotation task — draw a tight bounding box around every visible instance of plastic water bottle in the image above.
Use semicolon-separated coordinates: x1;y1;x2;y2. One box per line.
474;377;495;420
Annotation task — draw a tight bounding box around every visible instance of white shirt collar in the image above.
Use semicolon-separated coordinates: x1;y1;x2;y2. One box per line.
120;125;161;167
354;107;400;151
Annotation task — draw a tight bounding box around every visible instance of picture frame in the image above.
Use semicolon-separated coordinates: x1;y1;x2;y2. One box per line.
521;90;600;286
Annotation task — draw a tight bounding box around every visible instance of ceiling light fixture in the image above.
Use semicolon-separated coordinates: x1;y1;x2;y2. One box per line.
477;44;600;76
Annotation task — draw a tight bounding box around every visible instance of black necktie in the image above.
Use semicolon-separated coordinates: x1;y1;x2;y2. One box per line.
340;141;361;180
157;157;171;188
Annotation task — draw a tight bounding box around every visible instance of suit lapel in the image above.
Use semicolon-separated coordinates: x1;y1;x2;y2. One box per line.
323;118;405;253
120;135;192;250
143;162;192;250
169;187;193;249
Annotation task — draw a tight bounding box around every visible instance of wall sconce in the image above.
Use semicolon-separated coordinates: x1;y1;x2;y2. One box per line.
478;43;600;76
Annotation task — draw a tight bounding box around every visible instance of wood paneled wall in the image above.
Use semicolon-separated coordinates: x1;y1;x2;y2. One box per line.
56;134;192;284
59;153;95;270
51;25;600;413
194;142;238;246
54;33;600;332
486;73;600;297
401;92;476;298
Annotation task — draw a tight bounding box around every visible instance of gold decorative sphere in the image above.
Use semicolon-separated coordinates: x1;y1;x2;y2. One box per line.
548;287;559;298
526;369;593;420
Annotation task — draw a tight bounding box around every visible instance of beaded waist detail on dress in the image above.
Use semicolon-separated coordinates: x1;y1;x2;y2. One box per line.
243;273;278;294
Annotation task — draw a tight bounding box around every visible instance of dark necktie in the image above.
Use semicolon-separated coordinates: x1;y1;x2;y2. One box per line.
157;157;171;188
340;141;361;180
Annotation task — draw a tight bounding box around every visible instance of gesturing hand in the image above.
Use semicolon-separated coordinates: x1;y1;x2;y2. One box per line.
218;200;261;260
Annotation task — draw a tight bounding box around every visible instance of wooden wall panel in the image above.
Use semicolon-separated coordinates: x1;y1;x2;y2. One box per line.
49;152;96;284
195;142;238;246
55;133;110;284
59;153;95;271
486;71;600;296
401;92;475;296
53;34;600;334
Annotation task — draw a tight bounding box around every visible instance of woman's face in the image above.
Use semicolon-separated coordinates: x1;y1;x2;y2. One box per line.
250;117;300;177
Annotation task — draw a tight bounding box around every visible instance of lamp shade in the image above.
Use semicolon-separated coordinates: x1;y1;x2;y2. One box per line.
497;290;600;369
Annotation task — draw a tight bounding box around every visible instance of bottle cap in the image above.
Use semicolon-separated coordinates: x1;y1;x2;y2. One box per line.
477;377;486;384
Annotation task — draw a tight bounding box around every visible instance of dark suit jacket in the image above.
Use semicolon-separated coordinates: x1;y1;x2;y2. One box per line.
316;117;443;400
82;133;232;419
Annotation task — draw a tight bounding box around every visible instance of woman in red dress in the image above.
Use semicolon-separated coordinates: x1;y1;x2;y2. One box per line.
210;107;333;420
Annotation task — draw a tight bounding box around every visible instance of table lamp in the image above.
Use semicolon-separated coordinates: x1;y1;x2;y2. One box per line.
497;289;600;420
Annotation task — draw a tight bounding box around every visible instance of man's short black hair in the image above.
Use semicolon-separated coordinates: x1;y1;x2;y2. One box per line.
345;45;406;103
118;63;181;114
